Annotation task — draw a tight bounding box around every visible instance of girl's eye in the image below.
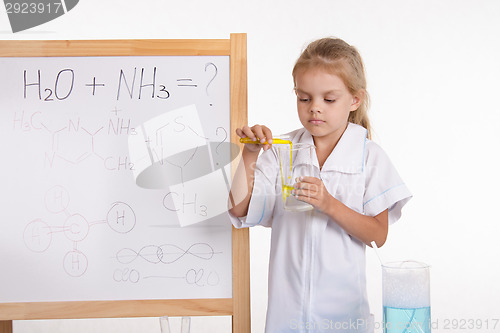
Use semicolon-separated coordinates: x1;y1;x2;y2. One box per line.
324;99;335;103
298;98;310;102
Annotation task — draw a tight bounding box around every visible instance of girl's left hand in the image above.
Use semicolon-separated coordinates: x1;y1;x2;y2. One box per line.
292;176;333;213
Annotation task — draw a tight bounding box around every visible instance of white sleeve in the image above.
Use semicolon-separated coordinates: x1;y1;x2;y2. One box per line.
229;148;280;229
363;141;412;224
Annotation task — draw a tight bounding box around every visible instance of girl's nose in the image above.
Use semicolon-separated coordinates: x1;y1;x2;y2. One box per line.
310;103;321;113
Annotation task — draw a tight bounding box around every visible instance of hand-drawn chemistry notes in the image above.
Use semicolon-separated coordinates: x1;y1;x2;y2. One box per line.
0;55;233;303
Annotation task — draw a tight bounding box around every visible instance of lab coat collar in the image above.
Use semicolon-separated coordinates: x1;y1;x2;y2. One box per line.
304;122;368;174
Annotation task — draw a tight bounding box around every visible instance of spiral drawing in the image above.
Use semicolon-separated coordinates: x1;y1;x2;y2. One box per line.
114;242;220;264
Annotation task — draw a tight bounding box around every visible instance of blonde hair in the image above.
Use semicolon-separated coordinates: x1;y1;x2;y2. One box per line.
292;37;372;139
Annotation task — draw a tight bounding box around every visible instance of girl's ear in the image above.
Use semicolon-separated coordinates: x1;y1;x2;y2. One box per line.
350;91;365;111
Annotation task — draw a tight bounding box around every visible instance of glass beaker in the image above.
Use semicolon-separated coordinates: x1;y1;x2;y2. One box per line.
382;261;431;333
159;316;191;333
277;143;318;212
159;316;171;333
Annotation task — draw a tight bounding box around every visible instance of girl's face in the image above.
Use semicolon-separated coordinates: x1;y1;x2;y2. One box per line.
294;67;361;145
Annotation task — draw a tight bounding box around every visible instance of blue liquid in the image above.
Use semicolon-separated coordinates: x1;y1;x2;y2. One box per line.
383;306;431;333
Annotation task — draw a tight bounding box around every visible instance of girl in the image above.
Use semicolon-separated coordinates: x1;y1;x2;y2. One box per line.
229;38;412;333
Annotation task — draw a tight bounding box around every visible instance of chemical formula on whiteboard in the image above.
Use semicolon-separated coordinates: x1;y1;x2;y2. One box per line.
21;63;218;102
22;67;177;101
12;109;137;171
23;185;136;277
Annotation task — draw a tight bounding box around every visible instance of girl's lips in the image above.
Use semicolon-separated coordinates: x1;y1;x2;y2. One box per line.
309;119;325;125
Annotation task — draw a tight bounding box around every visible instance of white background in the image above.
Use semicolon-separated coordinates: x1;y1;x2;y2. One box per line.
2;1;500;332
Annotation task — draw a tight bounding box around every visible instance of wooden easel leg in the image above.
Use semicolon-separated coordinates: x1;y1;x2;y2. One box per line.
230;32;251;333
0;320;13;333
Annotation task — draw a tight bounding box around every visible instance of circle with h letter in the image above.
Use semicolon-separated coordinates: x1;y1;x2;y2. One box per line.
106;201;136;233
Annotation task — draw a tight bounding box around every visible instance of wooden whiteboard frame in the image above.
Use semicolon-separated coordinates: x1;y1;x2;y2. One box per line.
0;33;250;333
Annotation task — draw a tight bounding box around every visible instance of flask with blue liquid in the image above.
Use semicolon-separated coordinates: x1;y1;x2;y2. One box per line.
382;261;431;333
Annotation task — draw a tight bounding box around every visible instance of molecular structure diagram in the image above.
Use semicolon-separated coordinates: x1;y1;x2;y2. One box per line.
23;185;136;277
13;108;135;172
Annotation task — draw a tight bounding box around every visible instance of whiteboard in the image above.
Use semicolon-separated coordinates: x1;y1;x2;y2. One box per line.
0;55;233;303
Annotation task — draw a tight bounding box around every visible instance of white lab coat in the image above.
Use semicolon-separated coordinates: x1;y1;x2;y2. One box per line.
230;123;412;333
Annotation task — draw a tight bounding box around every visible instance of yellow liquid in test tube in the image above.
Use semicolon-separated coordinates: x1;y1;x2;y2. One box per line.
239;137;293;203
239;137;291;145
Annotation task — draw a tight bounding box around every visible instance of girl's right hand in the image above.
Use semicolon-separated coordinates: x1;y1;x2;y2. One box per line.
236;125;274;152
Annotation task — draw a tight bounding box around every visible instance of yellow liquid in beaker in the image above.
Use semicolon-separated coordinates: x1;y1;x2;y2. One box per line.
282;184;294;201
279;142;293;203
239;137;293;203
